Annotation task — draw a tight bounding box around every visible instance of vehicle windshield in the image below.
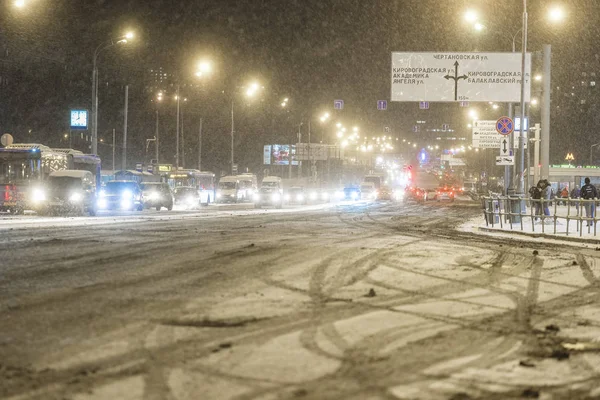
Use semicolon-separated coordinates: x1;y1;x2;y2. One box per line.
140;183;161;191
262;181;279;188
105;181;138;194
219;181;236;190
48;176;82;190
174;187;196;196
0;160;39;184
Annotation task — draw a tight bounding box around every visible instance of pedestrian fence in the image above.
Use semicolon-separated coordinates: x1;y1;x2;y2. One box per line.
482;195;600;237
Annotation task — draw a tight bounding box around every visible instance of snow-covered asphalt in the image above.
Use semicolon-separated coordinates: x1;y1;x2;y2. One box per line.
1;198;600;399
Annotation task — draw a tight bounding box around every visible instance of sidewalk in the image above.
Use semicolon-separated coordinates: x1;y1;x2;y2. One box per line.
460;204;600;246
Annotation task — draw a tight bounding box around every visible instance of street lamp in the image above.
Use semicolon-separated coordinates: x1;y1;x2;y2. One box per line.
14;0;26;8
91;31;134;156
231;81;262;175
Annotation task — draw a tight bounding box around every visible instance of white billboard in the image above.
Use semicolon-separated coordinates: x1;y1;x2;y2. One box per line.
391;52;531;102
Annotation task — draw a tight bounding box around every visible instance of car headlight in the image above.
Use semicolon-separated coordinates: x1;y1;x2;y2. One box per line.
216;193;222;199
31;188;46;203
351;192;359;200
271;193;281;202
253;193;261;201
99;190;106;197
335;191;344;199
69;192;83;202
284;194;291;201
120;199;132;209
97;198;107;209
186;196;195;205
121;190;133;199
148;192;159;200
321;192;329;200
297;194;304;202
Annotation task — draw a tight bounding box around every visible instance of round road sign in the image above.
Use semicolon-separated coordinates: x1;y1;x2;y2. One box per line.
496;116;514;136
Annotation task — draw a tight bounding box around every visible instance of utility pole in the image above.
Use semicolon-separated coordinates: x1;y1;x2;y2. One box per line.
541;44;551;179
122;84;128;170
181;109;185;169
176;84;180;169
112;128;115;172
155;109;159;164
198;117;203;171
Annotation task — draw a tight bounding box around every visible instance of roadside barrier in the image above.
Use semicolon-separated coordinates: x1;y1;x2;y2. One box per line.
482;195;599;237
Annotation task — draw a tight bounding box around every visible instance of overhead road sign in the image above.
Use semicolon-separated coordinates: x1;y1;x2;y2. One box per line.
496;116;514;136
391;52;531;102
377;100;387;110
472;121;528;149
496;155;515;166
334;100;344;110
419;101;429;109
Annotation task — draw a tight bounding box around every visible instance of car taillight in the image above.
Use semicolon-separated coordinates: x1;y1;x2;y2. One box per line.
4;186;9;201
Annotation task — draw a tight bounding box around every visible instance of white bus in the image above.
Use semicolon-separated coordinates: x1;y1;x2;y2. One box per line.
167;169;215;205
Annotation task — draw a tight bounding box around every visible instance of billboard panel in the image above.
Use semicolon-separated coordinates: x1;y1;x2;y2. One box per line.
265;145;298;165
391;52;531;102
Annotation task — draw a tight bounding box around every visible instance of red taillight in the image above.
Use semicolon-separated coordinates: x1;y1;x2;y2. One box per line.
4;186;10;201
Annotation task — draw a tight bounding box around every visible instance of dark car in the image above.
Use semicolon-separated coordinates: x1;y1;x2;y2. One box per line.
335;186;360;201
140;182;173;211
435;186;455;202
173;186;200;208
285;187;307;205
38;170;97;216
98;180;143;211
254;186;283;209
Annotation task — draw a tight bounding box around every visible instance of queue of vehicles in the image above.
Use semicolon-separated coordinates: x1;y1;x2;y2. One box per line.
1;142;413;217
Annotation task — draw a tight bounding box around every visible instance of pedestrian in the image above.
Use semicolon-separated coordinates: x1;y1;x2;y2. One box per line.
560;186;569;206
571;185;581;212
580;177;598;226
541;179;552;218
530;180;543;220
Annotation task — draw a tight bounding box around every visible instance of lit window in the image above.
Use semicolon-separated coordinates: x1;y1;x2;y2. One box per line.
591;81;596;87
581;99;586;104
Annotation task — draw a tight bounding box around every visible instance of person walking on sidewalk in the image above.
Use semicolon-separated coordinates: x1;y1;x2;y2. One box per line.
581;177;598;226
529;183;542;220
540;179;552;218
571;185;581;212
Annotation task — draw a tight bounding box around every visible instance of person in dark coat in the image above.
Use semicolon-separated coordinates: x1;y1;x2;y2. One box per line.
580;177;598;226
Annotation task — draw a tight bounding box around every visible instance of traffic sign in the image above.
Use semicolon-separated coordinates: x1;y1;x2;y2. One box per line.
472;120;500;148
384;126;390;133
135;163;143;172
419;101;429;110
495;155;514;166
459;101;470;107
412;125;419;133
377;100;387;110
496;116;514;136
334;100;344;110
442;124;449;131
391;52;532;102
1;133;14;147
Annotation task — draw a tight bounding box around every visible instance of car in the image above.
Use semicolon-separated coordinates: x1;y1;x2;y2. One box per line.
306;188;331;203
36;170;97;216
335;186;360;201
377;186;393;201
254;186;283;209
435;186;455;202
284;187;307;204
360;182;378;200
173;186;200;208
97;180;143;211
140;182;173;211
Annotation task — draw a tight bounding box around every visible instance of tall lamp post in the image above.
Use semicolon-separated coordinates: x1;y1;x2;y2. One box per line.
230;81;262;175
91;31;133;156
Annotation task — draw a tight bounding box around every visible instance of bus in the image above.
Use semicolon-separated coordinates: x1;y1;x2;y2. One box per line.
53;148;102;190
167;169;215;205
0;143;70;214
114;170;161;184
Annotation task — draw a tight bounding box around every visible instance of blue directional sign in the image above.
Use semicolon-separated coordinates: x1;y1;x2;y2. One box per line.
419;101;429;110
412;125;419;133
442;124;449;131
334;99;344;110
384;126;390;133
377;100;387;111
496;116;514;136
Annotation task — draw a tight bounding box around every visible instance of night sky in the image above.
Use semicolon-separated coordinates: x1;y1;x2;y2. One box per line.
0;0;598;174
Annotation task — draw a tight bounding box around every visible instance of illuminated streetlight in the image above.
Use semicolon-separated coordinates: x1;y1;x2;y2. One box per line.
91;31;135;156
474;22;485;31
14;0;26;8
535;74;542;81
548;6;565;23
231;81;263;174
531;98;539;106
464;10;478;23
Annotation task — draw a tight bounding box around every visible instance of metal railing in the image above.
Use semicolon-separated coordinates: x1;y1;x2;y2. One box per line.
482;195;600;237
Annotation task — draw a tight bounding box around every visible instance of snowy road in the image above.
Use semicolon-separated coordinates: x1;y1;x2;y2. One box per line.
2;199;600;399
